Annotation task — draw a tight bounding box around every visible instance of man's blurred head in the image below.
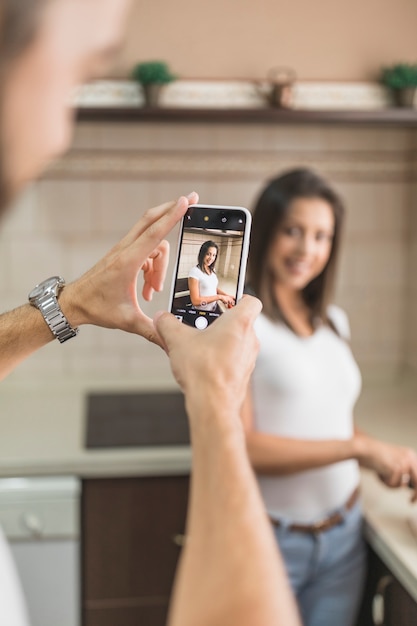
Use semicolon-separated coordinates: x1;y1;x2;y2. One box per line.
0;0;131;216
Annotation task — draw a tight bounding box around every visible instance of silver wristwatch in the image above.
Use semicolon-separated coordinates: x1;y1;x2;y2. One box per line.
28;276;78;343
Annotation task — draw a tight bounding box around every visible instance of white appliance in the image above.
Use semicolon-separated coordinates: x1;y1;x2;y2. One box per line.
0;476;80;626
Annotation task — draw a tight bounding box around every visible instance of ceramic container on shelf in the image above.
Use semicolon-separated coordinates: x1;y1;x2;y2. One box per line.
254;66;297;109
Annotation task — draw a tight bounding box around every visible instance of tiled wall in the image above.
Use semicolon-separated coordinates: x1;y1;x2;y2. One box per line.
1;121;416;387
177;231;242;284
405;177;417;370
177;232;221;279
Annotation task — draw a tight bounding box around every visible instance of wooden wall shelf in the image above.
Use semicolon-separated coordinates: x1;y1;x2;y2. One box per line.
76;106;417;127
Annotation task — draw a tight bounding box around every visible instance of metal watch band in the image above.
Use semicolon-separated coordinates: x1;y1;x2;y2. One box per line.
37;294;78;343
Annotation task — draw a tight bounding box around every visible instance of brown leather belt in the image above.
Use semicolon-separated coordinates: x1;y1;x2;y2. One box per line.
270;486;360;534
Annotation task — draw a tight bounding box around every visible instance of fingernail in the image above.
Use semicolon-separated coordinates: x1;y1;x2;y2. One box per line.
187;192;197;200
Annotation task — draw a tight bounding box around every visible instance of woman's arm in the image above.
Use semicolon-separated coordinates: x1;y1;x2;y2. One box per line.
188;277;220;307
241;390;356;475
216;287;235;305
241;393;417;497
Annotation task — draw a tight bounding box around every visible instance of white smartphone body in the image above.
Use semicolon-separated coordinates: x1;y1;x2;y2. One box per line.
169;204;252;330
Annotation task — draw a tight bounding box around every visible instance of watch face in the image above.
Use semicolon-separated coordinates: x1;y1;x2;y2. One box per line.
29;285;46;299
29;276;64;300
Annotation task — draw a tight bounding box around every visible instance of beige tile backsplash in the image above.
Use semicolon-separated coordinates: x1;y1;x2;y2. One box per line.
1;121;416;386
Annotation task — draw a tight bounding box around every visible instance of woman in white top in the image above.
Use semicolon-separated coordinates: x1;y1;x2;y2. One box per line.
242;169;417;626
188;240;235;311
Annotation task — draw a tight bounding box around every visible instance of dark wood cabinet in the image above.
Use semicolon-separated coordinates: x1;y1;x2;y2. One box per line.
82;480;417;626
82;475;189;626
356;545;417;626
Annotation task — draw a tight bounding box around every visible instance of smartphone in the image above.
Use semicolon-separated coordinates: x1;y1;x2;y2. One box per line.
169;204;251;329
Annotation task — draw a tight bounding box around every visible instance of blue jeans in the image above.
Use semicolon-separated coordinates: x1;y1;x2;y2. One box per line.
272;499;366;626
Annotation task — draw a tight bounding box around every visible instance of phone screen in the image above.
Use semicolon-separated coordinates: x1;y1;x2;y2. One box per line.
170;205;251;330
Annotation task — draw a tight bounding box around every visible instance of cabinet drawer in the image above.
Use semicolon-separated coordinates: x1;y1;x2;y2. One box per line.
356;545;417;626
82;476;189;602
0;498;79;539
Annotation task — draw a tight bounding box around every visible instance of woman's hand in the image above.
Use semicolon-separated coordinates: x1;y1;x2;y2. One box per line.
219;294;235;307
354;430;417;501
60;193;198;347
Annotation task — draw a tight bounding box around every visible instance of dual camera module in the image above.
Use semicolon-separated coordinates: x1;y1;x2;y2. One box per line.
204;212;228;223
186;207;245;230
186;212;228;220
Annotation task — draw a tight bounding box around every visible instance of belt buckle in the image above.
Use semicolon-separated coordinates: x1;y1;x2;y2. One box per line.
312;512;342;533
311;518;327;533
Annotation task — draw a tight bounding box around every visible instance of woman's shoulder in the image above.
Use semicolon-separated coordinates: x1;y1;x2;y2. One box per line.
326;305;351;341
188;265;202;278
253;311;285;336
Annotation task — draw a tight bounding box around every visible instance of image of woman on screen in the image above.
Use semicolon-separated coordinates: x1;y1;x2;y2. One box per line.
188;241;235;312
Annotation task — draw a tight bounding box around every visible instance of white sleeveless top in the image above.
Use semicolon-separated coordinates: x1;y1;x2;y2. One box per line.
188;266;219;311
251;306;361;523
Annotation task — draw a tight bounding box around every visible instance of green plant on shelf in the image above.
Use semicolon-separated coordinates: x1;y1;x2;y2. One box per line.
381;63;417;90
131;61;176;86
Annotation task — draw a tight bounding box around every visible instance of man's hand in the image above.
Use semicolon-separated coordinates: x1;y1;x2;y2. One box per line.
60;193;198;346
156;297;303;626
0;193;198;380
154;296;262;419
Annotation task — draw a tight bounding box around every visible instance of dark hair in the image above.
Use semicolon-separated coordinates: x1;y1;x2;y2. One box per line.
0;1;47;66
197;240;218;274
0;0;49;216
248;168;344;326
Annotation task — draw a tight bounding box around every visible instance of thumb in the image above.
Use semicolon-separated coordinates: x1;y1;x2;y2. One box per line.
153;311;188;354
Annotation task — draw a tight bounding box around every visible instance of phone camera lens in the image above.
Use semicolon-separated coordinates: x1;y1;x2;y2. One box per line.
221;216;227;223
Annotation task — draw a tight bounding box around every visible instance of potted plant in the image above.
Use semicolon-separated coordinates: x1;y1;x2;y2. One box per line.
381;63;417;107
131;60;176;107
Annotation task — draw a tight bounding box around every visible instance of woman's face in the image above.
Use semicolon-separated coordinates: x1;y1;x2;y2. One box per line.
1;0;131;201
268;197;335;291
203;247;217;268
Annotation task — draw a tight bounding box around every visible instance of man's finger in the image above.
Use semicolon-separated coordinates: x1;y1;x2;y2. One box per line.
141;241;170;301
228;294;263;325
148;240;170;292
123;192;198;251
119;197;185;249
132;315;164;348
125;196;190;267
154;311;192;354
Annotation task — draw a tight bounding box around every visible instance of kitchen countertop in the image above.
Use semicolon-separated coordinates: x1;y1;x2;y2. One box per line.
1;377;417;599
354;381;417;602
0;378;192;478
360;470;417;602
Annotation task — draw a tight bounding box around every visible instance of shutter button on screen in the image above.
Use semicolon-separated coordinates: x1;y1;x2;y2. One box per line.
195;317;208;330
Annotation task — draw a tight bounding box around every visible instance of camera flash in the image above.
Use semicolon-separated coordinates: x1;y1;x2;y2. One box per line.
204;216;209;222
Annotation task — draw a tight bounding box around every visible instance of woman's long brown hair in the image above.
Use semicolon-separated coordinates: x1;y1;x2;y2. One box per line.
248;168;345;327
